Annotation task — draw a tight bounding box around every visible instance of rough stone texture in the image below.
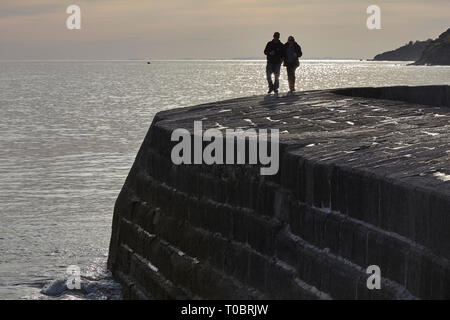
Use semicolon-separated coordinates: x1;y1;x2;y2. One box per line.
108;86;450;300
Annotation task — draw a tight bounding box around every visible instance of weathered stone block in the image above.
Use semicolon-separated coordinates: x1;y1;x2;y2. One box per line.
266;261;296;299
232;209;248;243
338;218;355;259
246;214;280;256
327;264;359;300
352;226;367;266
323;215;340;253
223;242;249;283
247;251;268;292
313;162;332;209
313;210;327;248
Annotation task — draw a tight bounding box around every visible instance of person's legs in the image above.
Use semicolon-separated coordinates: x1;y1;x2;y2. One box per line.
266;63;274;92
290;69;296;91
287;64;297;92
273;63;281;92
286;65;292;91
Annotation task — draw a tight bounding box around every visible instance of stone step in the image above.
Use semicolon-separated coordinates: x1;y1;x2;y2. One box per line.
116;180;417;299
115;217;326;299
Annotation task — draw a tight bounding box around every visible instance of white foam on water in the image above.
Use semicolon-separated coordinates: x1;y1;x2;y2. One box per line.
33;260;122;300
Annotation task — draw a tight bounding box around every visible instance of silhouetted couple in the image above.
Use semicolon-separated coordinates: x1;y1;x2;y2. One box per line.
264;32;302;95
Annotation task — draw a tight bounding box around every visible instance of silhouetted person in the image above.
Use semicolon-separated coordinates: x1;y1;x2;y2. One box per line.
264;32;284;95
283;36;302;93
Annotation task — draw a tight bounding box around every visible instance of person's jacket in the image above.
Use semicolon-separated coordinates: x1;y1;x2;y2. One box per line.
283;42;302;66
264;40;285;64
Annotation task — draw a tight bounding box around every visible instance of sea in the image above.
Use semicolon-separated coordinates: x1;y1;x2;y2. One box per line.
0;60;449;299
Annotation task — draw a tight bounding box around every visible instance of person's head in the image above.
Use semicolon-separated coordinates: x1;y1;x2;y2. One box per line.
288;36;295;45
273;32;280;41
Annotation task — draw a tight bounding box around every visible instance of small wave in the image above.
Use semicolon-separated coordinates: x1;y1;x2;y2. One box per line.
30;260;122;300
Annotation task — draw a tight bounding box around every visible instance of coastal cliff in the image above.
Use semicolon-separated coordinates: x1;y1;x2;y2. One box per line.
108;86;450;300
373;40;431;62
373;28;450;65
414;29;450;66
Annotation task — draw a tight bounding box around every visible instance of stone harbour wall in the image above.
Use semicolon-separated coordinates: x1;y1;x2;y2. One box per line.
108;86;450;299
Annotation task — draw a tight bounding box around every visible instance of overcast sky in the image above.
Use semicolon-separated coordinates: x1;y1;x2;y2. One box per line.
1;0;449;59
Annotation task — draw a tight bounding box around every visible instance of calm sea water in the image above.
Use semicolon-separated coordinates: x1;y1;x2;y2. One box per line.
0;60;449;299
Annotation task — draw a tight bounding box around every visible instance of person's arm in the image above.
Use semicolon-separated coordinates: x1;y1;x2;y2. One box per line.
279;43;284;57
297;44;303;58
281;43;286;61
263;42;270;56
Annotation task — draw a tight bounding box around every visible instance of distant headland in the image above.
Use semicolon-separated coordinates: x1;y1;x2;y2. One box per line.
373;28;450;65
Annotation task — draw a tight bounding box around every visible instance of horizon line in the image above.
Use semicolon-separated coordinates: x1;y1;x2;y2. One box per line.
0;58;371;62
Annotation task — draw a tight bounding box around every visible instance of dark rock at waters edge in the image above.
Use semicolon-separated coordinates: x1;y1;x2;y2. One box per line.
108;86;450;300
413;28;450;66
373;40;431;62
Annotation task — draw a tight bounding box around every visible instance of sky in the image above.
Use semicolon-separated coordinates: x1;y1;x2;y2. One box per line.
0;0;449;60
